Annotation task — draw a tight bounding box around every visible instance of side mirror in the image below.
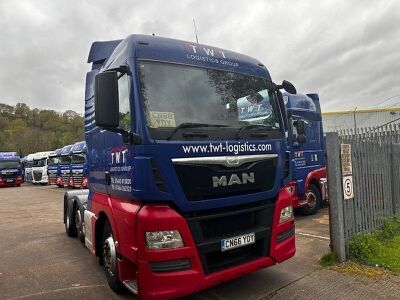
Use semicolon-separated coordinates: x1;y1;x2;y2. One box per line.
297;119;306;135
282;80;297;94
94;71;119;128
297;134;306;144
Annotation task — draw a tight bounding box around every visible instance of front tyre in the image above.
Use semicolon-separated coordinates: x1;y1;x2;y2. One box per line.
102;221;125;293
299;184;321;216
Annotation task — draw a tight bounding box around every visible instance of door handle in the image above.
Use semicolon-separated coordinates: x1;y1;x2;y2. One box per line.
105;171;111;185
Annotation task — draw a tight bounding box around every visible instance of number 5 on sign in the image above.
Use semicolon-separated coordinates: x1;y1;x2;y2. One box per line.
343;175;354;200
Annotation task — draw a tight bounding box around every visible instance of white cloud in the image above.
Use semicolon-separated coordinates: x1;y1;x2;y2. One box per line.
0;0;399;113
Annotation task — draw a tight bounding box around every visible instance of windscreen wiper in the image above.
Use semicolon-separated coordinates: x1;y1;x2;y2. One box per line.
236;124;272;140
166;123;228;140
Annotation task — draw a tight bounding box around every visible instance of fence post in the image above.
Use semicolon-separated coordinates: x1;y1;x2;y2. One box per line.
326;132;346;262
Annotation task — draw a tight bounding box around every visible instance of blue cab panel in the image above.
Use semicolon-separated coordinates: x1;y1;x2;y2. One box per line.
0;152;23;186
85;34;288;213
48;148;62;184
70;141;88;188
284;93;325;195
59;145;74;186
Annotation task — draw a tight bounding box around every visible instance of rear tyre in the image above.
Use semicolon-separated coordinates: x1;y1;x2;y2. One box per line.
102;221;125;293
299;184;321;216
65;203;77;237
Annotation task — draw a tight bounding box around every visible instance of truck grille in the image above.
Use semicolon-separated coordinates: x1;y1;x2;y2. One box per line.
173;156;277;201
48;171;57;183
33;171;42;182
61;171;70;185
72;174;83;185
184;200;274;274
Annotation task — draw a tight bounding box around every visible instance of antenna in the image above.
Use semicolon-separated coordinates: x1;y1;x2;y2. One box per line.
193;18;199;43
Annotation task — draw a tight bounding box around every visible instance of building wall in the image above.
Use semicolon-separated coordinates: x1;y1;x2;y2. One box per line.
322;108;400;133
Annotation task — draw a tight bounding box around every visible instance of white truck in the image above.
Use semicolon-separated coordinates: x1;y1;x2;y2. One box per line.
31;151;52;184
24;154;35;183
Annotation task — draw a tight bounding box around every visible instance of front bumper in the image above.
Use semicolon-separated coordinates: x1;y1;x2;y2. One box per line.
131;187;295;299
0;177;23;187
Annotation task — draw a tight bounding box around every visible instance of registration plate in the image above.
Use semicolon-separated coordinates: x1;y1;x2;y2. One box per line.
221;232;255;252
6;179;14;183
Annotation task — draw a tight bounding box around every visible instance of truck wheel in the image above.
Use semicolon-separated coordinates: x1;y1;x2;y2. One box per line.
102;222;125;293
299;184;321;216
75;208;85;243
65;204;77;237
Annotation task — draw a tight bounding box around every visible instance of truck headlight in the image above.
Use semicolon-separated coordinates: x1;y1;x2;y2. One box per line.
279;206;294;223
145;230;184;250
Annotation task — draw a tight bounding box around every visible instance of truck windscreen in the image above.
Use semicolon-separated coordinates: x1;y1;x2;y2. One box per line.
59;155;71;164
71;153;86;164
138;61;282;140
33;158;47;167
48;156;60;166
0;160;20;169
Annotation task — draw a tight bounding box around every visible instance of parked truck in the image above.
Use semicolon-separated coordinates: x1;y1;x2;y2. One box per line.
64;34;297;299
24;154;34;183
57;145;73;187
284;93;327;215
47;148;62;185
69;141;88;188
32;151;52;184
0;152;24;187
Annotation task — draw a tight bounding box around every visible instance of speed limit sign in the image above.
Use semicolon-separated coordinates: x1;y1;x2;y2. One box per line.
343;176;354;200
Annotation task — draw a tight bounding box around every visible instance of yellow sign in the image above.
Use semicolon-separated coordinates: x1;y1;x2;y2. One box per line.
149;111;176;128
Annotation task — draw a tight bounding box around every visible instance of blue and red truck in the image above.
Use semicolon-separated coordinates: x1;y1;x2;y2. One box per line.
64;34;297;299
57;144;73;187
69;141;89;189
0;152;24;187
284;93;328;215
47;148;61;185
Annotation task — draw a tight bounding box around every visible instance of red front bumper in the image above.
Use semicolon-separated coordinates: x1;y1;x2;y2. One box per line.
130;187;295;299
0;176;23;187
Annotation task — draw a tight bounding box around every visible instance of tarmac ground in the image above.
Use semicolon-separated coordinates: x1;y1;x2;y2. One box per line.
1;184;397;299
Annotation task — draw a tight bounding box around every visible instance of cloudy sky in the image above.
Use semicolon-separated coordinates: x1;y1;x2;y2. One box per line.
0;0;399;113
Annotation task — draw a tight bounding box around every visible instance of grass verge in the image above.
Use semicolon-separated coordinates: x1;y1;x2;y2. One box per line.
348;217;400;273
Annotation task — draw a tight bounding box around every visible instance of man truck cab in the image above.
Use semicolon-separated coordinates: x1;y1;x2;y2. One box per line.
0;152;23;187
69;141;88;188
285;93;327;215
24;154;34;183
57;145;73;187
31;151;52;184
64;34;297;298
47;149;62;185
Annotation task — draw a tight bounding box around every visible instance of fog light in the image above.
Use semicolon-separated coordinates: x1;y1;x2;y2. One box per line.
145;230;184;250
279;206;294;223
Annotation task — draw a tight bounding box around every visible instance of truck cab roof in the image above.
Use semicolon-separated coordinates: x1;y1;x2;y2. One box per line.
71;141;87;154
33;151;52;160
88;34;270;79
284;92;321;121
61;145;74;156
49;148;62;157
0;152;20;161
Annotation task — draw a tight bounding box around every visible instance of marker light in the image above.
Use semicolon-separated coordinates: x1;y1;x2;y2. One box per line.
145;230;184;250
279;206;294;224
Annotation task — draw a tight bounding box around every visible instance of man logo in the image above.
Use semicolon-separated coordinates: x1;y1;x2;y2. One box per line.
226;156;240;166
212;172;255;187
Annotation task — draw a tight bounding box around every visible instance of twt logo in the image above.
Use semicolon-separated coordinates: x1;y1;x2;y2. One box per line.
188;44;227;58
212;172;255;187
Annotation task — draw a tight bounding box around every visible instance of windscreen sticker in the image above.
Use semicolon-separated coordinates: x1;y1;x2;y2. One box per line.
149;111;176;128
237;90;272;121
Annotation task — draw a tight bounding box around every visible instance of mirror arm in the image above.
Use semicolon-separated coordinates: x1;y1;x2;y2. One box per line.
103;127;143;145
